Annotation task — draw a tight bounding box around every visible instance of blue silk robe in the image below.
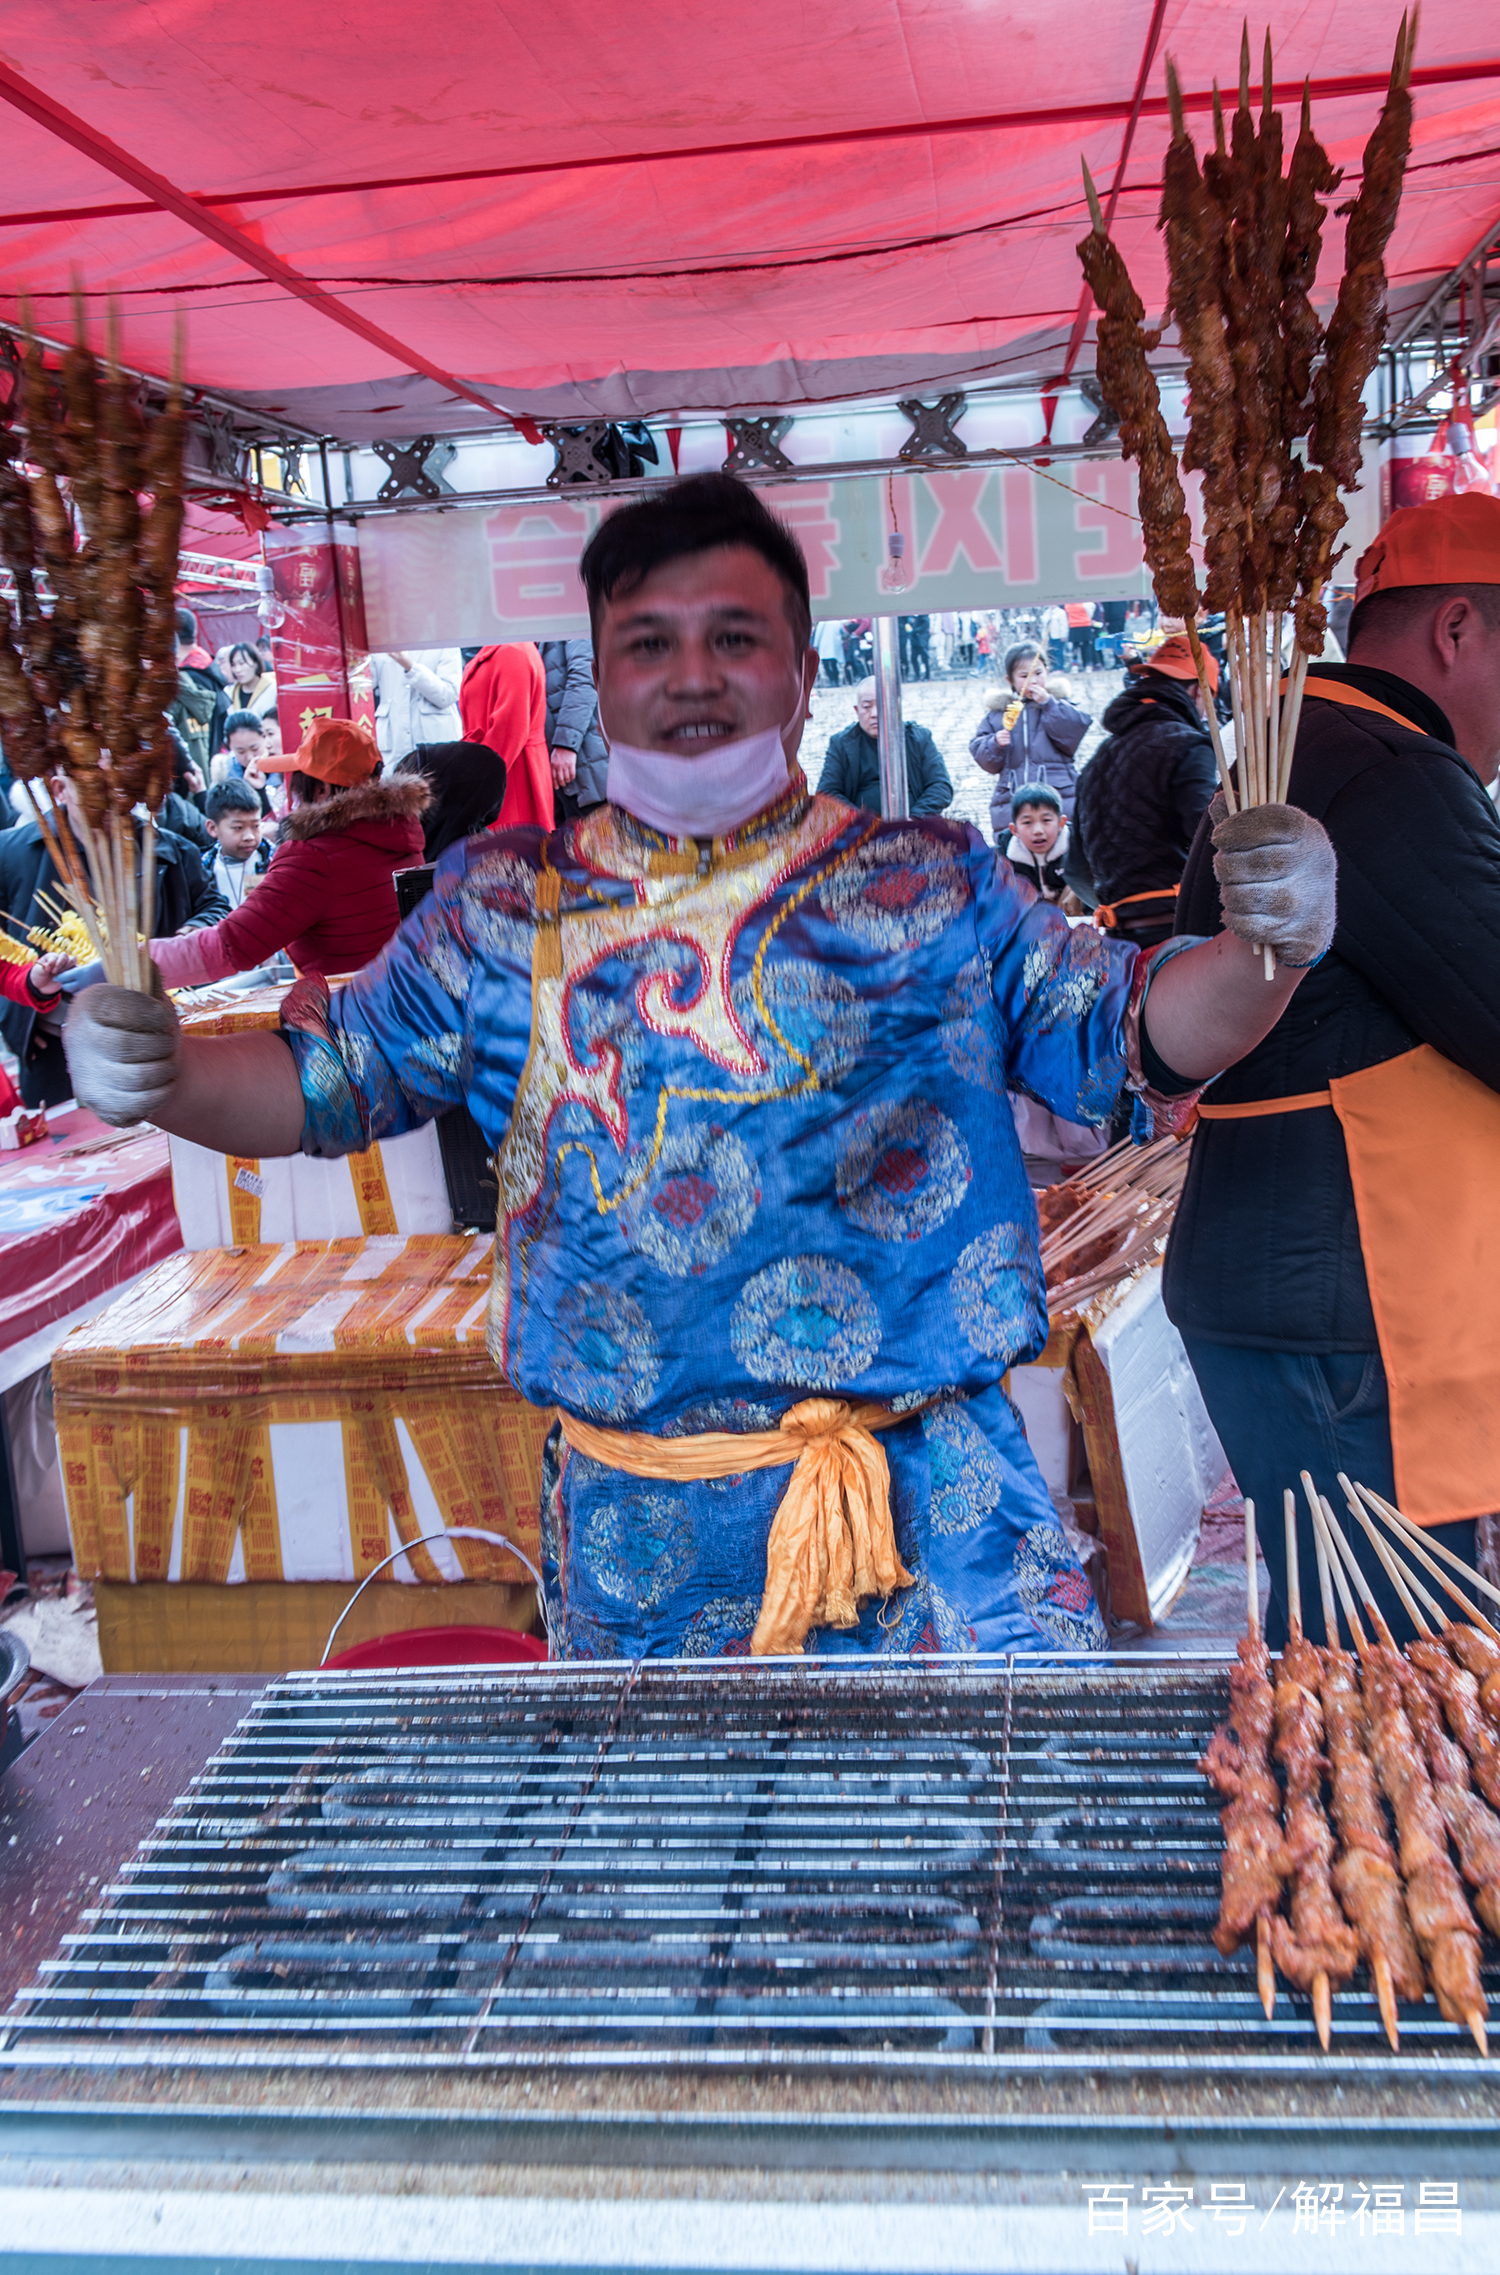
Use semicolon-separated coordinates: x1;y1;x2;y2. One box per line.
287;783;1140;1658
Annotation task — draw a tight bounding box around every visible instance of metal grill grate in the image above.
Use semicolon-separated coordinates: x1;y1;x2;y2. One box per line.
4;1656;1497;2073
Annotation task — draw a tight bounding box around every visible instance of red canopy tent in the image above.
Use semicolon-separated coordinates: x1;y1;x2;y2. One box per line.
0;3;1495;441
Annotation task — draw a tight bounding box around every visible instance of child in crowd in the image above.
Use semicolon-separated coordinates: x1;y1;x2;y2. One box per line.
203;779;271;912
215;714;287;826
1004;782;1071;904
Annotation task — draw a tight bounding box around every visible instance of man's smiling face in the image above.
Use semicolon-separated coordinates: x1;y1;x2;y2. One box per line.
594;543;817;762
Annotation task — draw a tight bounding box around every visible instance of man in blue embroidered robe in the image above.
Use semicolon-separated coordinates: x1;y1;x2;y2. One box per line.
65;477;1337;1660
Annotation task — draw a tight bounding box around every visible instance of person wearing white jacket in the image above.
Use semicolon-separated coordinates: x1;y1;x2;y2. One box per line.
369;648;463;765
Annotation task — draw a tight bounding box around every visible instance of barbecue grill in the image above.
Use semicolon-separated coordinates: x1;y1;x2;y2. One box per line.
3;1656;1498;2270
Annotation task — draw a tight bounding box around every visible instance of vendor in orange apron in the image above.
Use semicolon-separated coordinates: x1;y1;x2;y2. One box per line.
1162;491;1500;1649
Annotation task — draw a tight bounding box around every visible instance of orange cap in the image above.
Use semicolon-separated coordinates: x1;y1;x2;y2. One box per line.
1355;491;1500;603
293;717;382;787
1145;633;1219;693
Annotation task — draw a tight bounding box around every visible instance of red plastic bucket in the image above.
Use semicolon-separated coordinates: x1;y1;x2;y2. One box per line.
325;1625;548;1671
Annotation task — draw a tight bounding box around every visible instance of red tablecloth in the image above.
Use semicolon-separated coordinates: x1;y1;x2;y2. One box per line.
0;1110;182;1362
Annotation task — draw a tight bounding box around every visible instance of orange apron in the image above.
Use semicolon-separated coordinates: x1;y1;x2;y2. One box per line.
1197;678;1500;1525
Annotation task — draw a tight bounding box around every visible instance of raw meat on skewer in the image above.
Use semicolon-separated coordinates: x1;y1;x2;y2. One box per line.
1309;1513;1420;2050
1272;1489;1356;2047
1199;1498;1282;2016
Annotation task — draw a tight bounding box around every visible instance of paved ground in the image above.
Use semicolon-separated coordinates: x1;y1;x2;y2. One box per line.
806;665;1129;843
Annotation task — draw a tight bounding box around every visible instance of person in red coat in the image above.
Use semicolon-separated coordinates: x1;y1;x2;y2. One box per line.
148;718;427;989
459;643;552;832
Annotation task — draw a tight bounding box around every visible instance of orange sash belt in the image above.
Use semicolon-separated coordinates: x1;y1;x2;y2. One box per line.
558;1399;918;1655
1195;1046;1500;1526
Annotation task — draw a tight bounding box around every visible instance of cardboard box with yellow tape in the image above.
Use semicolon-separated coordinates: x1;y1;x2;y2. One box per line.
52;1233;552;1673
169;982;453;1248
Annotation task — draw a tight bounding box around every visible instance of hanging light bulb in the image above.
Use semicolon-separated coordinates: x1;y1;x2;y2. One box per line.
881;527;909;595
880;473;910;594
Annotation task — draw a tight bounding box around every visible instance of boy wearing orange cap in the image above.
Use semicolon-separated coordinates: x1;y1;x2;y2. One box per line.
1167;491;1500;1647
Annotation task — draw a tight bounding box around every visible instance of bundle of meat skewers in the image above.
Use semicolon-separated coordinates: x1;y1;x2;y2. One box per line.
1202;1471;1500;2052
0;305;188;989
1076;19;1416;970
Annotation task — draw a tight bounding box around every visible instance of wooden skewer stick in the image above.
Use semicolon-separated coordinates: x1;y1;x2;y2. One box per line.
1353;1484;1500;1644
19;785;108;969
1242;1497;1277;2020
1319;1489;1399;1652
1080;156;1106;235
1308;1494;1368;1653
1277;647;1312;803
1313;1512;1341;1650
1311;1516;1400;2049
138;816;157;994
1246;1494;1260;1641
1354;1481;1500;1620
1186;617;1237;814
1341;1481;1433;1638
1285;1481;1333;2046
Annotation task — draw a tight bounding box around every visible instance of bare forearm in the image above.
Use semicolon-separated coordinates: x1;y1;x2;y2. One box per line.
161;1031;308;1153
1141;932;1306;1084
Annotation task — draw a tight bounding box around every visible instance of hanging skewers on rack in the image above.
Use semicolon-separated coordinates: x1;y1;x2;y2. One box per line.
1076;17;1417;973
0;301;188;991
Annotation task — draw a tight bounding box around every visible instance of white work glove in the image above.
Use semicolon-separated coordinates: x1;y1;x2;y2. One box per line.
63;983;181;1128
1211;799;1337;969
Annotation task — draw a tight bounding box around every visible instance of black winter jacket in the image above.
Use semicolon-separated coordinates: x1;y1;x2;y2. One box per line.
1163;664;1500;1353
0;818;227;1105
816;722;953;816
1069;676;1218;939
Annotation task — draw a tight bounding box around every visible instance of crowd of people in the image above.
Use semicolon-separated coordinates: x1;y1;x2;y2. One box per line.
812;601;1160;686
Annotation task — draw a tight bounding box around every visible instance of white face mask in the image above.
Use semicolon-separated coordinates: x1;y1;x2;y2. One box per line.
604;725;793;841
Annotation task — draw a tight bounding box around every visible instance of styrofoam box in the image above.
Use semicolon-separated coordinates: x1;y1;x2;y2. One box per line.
1012;1266;1225;1625
169;1121;452;1249
1088;1265;1226;1623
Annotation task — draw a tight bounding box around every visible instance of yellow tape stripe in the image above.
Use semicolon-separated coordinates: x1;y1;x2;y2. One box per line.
225;1156;263;1245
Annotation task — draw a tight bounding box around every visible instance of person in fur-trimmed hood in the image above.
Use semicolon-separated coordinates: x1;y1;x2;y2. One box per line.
149;718;428;989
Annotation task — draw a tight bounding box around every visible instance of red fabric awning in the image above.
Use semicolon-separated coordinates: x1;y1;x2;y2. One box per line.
0;4;1495;437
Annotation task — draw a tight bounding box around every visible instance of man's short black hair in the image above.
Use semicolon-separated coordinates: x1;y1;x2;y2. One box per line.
175;605;199;645
578;473;812;652
224;712;267;739
1347;580;1500;653
205;778;261;821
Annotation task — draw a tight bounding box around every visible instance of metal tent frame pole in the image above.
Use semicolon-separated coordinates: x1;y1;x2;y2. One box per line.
873;616;907;820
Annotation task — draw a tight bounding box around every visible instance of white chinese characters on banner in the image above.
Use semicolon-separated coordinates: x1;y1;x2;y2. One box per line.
356;465;1199;649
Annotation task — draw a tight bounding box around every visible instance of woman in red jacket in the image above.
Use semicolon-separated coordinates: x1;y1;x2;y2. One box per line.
459;643;552;833
148;719;427;990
